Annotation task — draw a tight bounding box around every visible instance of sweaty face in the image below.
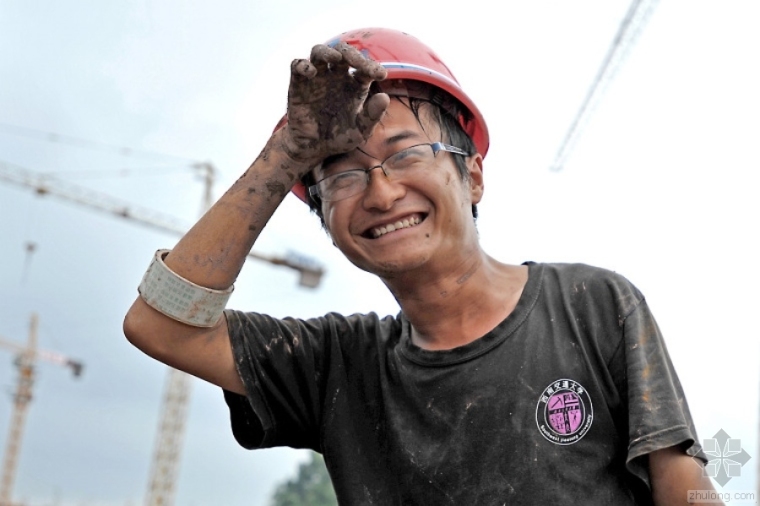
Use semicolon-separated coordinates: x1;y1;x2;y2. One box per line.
316;99;484;279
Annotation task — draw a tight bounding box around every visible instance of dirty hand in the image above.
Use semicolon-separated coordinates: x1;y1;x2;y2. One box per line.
280;42;390;168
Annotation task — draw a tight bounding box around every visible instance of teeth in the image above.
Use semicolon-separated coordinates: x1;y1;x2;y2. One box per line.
372;216;421;238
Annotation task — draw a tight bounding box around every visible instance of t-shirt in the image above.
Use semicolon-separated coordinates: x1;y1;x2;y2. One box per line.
223;262;704;505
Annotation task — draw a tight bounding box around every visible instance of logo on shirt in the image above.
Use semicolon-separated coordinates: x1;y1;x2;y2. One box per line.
535;379;593;445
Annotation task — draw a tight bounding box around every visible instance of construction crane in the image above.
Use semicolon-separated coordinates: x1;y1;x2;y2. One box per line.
144;162;213;506
0;161;324;288
0;313;84;506
0;157;323;506
550;0;659;172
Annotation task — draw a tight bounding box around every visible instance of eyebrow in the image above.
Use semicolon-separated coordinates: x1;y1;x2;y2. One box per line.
317;152;352;178
383;130;424;147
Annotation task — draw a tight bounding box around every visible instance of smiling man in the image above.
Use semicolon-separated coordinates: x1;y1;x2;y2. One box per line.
124;28;719;505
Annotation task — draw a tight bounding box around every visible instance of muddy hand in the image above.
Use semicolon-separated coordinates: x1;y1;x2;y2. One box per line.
281;42;389;167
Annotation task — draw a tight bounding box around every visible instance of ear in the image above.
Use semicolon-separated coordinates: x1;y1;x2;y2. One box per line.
466;153;485;205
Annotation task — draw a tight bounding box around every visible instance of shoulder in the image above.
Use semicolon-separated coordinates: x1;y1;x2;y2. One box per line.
530;262;645;320
225;309;403;346
308;311;404;347
536;262;635;285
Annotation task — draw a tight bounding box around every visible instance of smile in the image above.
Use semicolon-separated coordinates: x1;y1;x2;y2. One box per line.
370;214;424;239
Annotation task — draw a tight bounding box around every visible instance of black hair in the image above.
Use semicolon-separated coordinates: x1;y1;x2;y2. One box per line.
301;84;478;229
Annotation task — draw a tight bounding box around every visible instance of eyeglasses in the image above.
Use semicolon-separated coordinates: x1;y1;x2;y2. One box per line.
308;142;469;202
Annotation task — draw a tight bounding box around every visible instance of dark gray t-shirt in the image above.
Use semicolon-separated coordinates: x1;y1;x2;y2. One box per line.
224;262;704;505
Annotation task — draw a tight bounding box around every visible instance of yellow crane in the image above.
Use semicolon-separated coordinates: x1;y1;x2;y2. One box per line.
0;313;84;506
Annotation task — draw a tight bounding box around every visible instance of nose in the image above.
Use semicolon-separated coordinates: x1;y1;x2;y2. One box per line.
361;164;405;211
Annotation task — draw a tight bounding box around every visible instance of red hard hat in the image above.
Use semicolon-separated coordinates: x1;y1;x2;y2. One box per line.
284;27;490;203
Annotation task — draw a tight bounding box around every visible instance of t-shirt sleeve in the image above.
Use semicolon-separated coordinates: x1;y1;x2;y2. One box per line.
221;309;391;452
622;298;706;486
222;310;336;451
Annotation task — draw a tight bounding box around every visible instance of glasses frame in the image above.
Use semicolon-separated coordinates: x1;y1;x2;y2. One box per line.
308;142;470;203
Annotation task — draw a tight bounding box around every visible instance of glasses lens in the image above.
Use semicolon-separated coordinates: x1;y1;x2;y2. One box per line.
319;170;365;201
384;144;432;173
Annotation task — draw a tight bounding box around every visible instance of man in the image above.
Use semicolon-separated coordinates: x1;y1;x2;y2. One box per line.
124;28;718;505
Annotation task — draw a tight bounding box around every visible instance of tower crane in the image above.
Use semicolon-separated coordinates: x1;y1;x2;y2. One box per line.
0;313;84;506
550;0;659;172
144;162;212;506
0;158;324;506
0;160;324;288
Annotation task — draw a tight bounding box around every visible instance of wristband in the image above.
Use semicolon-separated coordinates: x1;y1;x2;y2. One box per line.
138;249;234;327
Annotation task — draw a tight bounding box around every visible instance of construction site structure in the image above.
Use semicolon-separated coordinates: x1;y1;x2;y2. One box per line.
143;162;214;506
145;368;192;506
0;161;324;288
0;313;84;506
550;0;659;172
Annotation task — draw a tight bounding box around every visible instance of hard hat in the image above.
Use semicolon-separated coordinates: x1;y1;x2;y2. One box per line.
285;27;489;203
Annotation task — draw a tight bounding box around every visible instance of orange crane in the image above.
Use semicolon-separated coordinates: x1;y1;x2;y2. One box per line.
0;313;84;506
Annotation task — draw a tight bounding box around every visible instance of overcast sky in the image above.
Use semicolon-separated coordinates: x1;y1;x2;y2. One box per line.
0;1;758;505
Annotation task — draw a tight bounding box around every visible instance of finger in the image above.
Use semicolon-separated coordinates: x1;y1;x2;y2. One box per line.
365;93;390;122
352;61;387;85
336;43;386;84
326;42;356;74
310;44;342;69
356;93;390;137
291;58;317;79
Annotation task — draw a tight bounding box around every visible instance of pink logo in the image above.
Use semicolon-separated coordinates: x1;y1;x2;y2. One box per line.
536;379;593;445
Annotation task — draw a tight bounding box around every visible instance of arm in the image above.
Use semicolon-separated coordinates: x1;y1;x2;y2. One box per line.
123;42;389;395
649;445;723;506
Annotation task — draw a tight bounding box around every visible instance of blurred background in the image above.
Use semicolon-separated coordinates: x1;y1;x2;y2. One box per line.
0;1;757;504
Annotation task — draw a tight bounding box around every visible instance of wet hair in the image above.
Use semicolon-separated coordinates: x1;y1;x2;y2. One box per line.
300;83;479;229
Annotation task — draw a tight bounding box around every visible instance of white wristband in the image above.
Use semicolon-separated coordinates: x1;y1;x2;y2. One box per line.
138;249;234;327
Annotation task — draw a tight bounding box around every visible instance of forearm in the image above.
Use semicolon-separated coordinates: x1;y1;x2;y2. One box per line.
650;446;722;506
123;131;310;391
164;130;311;289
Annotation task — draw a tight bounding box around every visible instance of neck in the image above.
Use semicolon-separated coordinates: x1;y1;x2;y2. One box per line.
382;251;528;351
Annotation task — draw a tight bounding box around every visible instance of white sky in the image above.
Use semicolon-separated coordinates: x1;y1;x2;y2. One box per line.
0;1;758;505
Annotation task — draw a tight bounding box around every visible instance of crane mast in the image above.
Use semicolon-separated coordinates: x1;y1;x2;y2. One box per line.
0;313;84;506
145;368;192;506
0;316;36;506
144;163;214;506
